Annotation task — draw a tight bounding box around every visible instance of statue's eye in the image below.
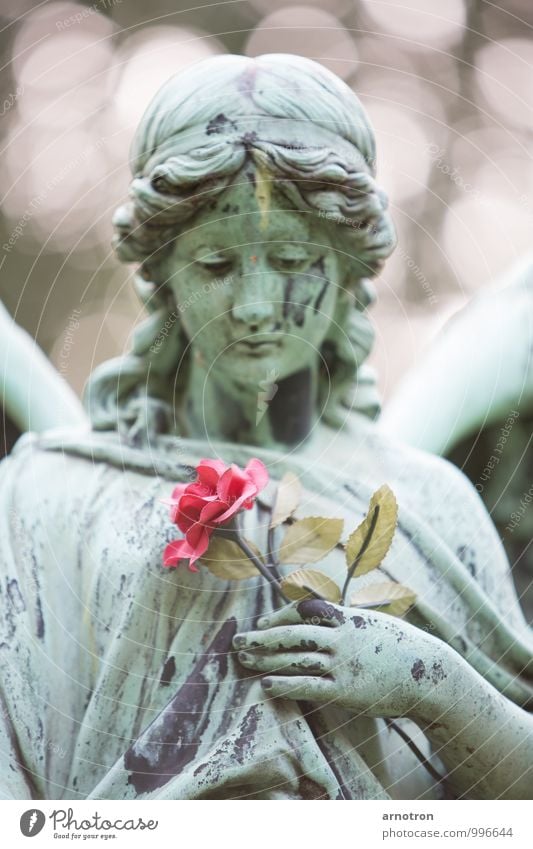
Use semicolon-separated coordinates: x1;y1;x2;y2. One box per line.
272;255;310;272
196;255;233;275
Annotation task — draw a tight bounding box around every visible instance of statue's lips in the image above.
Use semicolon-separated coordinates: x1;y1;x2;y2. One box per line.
233;338;281;355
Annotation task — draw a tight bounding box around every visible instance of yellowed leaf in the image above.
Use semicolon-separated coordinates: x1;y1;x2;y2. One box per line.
281;569;342;603
278;516;344;564
270;472;302;528
349;582;416;617
201;536;261;580
345;485;398;577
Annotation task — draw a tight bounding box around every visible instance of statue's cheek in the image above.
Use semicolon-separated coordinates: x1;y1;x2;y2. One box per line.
282;276;335;333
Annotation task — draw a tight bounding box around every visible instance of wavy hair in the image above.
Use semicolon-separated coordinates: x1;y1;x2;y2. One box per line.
84;53;396;441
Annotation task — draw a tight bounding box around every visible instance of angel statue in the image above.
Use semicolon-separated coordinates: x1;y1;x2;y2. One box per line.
0;53;531;801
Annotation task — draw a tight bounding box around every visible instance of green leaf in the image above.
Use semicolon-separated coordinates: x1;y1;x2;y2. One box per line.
281;569;342;603
270;472;302;528
345;485;398;577
278;516;344;564
201;536;261;580
349;582;416;617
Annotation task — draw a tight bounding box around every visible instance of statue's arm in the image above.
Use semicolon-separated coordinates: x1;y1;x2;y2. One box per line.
413;654;532;799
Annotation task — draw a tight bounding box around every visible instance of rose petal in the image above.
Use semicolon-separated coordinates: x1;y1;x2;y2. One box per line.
163;538;199;571
244;458;269;491
175;494;207;533
216;465;248;504
213;485;257;524
184;523;211;567
186;482;219;500
197;459;227;490
199;500;228;527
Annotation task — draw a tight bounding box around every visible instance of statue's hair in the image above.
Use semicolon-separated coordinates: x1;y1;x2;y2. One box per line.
84;54;396;440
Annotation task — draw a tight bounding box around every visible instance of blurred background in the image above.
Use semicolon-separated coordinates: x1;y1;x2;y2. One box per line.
1;0;533;396
2;0;533;396
1;0;532;613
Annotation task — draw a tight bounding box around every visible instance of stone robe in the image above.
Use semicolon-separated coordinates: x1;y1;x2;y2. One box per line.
0;420;531;800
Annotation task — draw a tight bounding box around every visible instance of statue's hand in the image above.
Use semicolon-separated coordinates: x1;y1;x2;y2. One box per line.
233;599;455;719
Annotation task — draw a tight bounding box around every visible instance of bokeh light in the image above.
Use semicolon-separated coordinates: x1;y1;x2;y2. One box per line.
475;38;533;130
245;7;358;78
360;0;466;49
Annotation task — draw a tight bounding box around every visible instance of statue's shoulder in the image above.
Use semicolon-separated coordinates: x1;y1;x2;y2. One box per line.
320;410;481;508
364;420;528;629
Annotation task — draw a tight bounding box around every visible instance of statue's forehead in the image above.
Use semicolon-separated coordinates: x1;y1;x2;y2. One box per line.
178;182;314;247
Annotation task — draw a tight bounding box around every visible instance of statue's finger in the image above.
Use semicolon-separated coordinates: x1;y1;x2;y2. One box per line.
238;650;332;676
256;605;303;629
256;598;342;630
261;675;336;704
233;624;334;653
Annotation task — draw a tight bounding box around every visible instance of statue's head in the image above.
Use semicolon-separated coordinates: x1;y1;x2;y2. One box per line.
86;54;395;443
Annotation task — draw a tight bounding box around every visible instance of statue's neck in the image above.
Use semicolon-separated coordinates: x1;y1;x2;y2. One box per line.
185;356;318;448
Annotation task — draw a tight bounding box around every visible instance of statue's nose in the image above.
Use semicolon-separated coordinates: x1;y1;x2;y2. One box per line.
231;271;277;331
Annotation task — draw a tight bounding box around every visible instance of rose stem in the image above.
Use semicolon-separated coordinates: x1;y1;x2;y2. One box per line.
216;524;291;604
236;534;291;604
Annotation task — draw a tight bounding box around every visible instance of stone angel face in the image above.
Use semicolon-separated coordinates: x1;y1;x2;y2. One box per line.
161;172;341;385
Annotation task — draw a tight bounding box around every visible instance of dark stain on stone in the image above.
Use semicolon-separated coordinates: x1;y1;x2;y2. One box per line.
299;639;318;651
374;643;383;654
298;775;328;799
124;617;237;794
7;579;25;614
466;745;475;754
297;599;345;625
350;659;363;677
292;301;306;327
282;277;295;320
159;655;176;687
352;616;367;630
313;278;330;314
456;545;477;577
430;661;447;683
233;704;259;765
35;594;45;639
241;130;258;147
206;113;237;135
411;659;426;681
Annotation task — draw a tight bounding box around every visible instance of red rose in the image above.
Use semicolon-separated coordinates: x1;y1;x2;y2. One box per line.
163;458;268;571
